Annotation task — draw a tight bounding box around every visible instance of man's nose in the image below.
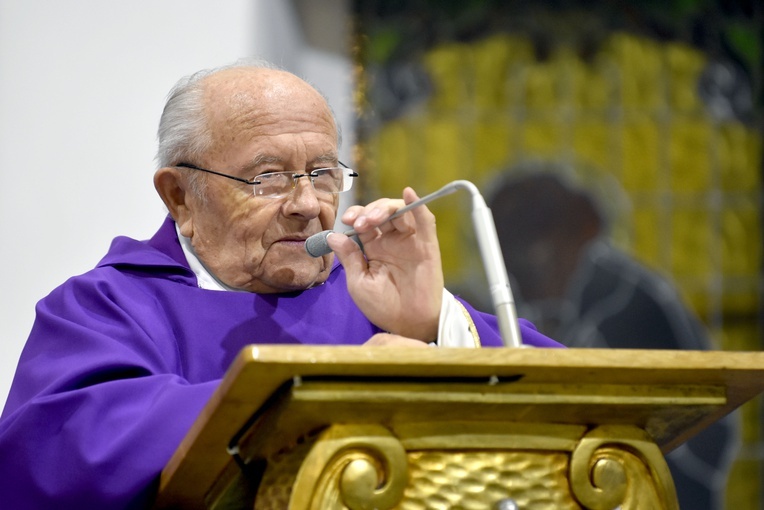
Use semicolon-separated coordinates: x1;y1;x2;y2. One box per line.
284;176;321;216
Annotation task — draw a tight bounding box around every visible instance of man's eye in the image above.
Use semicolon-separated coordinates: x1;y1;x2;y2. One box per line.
257;172;285;180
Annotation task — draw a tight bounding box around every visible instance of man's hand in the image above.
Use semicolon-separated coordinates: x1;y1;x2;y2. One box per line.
328;187;444;341
363;333;431;347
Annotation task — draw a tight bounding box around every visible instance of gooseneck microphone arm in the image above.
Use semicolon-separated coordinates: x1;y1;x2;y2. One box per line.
305;182;462;254
305;180;523;348
455;180;523;348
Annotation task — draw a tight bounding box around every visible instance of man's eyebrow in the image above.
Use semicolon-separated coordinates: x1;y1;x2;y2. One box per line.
312;153;339;166
249;154;282;167
237;155;281;174
243;153;339;171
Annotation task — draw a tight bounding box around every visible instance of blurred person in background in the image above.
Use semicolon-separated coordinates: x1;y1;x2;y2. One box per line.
486;162;740;510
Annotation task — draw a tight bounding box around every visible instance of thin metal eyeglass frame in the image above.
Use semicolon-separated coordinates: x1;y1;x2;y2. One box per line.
174;161;358;196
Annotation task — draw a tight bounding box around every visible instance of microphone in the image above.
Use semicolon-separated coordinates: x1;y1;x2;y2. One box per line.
305;231;335;258
305;180;523;348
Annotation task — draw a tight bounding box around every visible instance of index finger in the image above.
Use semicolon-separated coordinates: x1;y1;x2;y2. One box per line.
398;186;437;238
343;197;405;234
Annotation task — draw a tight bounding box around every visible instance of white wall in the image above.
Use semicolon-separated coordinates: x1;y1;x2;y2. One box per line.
0;0;354;408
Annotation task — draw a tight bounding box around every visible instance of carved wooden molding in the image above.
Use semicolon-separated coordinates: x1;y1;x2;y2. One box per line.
570;425;679;510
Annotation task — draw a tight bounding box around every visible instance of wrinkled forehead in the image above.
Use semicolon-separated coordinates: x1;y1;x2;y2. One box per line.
201;67;336;141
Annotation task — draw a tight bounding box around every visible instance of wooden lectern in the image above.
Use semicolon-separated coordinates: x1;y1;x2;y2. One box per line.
153;347;764;509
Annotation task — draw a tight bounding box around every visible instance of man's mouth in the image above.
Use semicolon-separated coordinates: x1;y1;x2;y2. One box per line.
275;236;308;247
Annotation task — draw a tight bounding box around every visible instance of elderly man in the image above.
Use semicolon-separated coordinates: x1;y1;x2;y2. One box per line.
0;59;559;509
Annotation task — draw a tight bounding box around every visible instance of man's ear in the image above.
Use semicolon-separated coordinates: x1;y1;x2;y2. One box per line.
154;167;193;234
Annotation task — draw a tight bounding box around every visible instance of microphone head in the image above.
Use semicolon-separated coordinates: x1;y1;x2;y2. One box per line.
305;230;334;257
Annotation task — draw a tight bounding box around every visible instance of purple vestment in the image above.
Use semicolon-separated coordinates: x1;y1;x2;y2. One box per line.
0;216;561;509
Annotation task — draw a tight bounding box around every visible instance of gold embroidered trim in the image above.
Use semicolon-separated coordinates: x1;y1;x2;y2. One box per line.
457;300;481;348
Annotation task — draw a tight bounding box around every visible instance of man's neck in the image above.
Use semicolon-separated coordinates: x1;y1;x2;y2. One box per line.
175;223;241;292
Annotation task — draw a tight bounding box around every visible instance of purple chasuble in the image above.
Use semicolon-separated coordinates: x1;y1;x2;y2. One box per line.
0;216;561;509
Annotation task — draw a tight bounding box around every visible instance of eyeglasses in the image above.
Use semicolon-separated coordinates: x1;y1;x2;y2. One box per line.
175;161;358;198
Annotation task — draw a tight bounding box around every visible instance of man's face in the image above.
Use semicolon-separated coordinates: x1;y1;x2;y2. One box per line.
177;68;339;293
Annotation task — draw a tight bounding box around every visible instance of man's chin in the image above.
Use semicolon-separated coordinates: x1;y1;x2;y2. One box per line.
243;264;330;294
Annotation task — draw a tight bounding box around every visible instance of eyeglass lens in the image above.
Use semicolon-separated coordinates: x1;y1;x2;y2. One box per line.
254;168;348;197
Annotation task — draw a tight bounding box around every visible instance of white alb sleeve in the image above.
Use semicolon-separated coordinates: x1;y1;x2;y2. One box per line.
436;289;481;348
